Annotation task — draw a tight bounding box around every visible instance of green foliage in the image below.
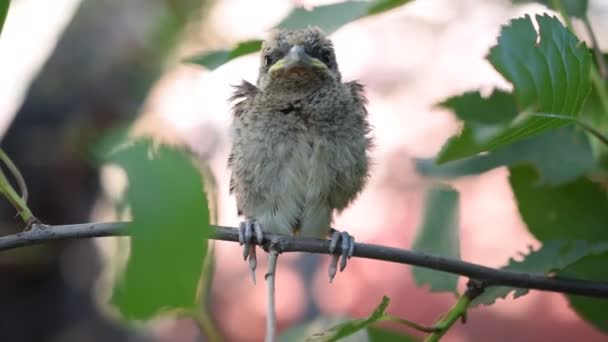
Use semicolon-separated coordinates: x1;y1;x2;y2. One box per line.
560;254;608;333
307;296;391;342
421;5;608;334
279;0;412;33
107;140;211;320
0;0;9;37
189;0;412;70
303;297;418;342
412;187;460;293
417;127;595;185
509;165;608;332
509;165;608;240
187;40;262;71
513;0;588;18
473;240;608;306
437;14;591;163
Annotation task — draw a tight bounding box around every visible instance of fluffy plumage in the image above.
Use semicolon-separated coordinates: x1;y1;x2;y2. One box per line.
228;27;372;238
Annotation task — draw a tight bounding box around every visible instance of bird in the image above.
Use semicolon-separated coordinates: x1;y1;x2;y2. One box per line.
228;26;372;283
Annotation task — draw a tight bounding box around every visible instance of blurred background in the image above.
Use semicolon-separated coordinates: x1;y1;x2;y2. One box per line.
0;0;607;341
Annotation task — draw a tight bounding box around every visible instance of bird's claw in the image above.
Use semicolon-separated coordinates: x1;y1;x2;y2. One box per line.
238;219;263;284
328;229;355;283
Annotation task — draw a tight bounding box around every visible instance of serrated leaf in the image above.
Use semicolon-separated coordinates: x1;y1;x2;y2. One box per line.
187;40;262;70
512;0;588;18
412;187;460;293
189;0;412;70
108;139;210;320
279;0;411;34
416;126;594;185
437;14;592;163
509;164;608;331
559;253;608;333
308;296;391;342
473;240;608;306
490;14;590;114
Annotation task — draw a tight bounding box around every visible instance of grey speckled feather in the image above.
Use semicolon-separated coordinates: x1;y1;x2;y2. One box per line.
228;27;372;238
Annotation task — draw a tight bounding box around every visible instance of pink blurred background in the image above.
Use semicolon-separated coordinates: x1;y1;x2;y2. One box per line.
2;0;608;341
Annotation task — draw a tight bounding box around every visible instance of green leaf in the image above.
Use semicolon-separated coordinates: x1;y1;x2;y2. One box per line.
411;187;460;293
512;0;588;18
279;0;412;34
559;253;608;333
187;40;263;70
308;296;391;342
108;139;210;320
417;126;595;186
437;14;592;163
0;0;9;37
509;165;608;240
473;240;608;306
189;0;412;70
490;14;590;113
509;164;608;332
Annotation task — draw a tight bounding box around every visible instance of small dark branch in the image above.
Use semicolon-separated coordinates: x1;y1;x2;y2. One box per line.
464;279;486;300
1;223;608;299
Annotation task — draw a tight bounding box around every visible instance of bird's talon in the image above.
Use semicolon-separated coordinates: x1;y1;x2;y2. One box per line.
238;221;246;245
254;221;263;245
328;254;339;283
238;219;264;284
328;229;356;280
347;235;355;258
242;241;250;260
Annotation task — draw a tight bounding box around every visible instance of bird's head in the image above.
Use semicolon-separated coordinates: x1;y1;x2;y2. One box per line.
257;27;341;95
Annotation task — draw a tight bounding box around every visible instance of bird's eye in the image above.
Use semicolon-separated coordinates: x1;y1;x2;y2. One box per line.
264;55;273;67
319;50;332;65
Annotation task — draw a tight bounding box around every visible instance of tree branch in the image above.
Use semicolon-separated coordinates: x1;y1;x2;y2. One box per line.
1;222;608;299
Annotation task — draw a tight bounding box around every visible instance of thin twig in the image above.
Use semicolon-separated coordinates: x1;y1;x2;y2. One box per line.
582;16;607;79
265;246;279;342
1;222;608;299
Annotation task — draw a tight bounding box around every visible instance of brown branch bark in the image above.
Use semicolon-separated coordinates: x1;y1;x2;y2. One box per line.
1;222;608;299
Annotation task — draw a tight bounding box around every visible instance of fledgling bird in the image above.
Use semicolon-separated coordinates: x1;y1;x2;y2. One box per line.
228;27;372;282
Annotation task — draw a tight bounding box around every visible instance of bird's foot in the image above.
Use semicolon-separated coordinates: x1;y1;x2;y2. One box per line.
238;218;264;284
328;228;355;283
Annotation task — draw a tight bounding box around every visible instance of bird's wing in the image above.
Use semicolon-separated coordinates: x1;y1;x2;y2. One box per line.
228;80;260;216
230;80;259;119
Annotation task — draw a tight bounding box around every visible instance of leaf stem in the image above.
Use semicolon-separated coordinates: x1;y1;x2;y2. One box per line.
381;315;439;333
0;149;28;202
582;16;607;79
0;150;35;225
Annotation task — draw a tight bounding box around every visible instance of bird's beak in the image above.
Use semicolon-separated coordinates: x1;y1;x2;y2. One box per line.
269;45;327;73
